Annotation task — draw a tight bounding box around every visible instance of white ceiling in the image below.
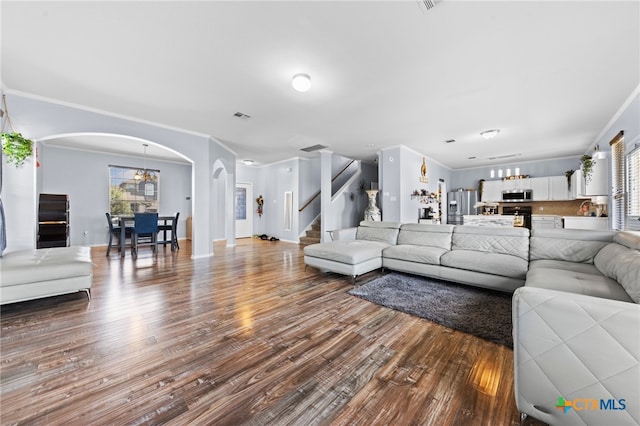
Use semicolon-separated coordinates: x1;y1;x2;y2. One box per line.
2;1;639;169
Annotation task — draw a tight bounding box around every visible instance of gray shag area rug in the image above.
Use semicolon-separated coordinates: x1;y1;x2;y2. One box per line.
348;272;513;347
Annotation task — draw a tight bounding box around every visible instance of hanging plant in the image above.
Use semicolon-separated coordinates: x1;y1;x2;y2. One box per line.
1;94;34;167
580;155;595;184
565;169;574;191
1;132;33;166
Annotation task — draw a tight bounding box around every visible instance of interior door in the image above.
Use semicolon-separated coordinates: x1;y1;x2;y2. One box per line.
235;183;253;238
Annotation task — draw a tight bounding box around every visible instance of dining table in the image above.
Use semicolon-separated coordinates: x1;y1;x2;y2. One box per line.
115;215;176;257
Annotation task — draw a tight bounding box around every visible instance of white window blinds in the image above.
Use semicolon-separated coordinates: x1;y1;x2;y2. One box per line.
628;144;640;221
610;131;625;230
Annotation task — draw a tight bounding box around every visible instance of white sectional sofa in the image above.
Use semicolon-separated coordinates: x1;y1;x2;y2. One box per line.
513;229;640;426
0;246;93;305
304;221;640;425
383;223;530;292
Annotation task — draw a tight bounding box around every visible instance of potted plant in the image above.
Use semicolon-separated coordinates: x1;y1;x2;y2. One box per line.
565;169;574;191
1;132;33;167
580;155;595;184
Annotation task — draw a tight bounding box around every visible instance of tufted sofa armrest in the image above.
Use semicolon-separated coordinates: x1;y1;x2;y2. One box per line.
328;227;357;241
513;286;640;425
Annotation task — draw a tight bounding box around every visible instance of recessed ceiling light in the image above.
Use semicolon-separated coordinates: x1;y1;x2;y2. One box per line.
233;112;251;119
480;129;500;139
292;73;311;92
243;159;255;165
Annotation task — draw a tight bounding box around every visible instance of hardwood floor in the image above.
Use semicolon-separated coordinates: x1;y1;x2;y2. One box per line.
1;239;543;426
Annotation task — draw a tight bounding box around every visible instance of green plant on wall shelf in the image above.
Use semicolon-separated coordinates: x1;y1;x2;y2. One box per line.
580;155;595;185
1;132;33;166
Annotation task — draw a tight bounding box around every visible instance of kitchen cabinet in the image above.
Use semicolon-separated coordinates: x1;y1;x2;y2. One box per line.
503;178;530;191
584;151;609;196
549;176;570;200
482;180;502;202
571;168;588;199
484;175;571;202
529;177;549;201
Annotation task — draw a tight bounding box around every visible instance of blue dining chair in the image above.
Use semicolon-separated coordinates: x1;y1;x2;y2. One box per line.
132;212;158;257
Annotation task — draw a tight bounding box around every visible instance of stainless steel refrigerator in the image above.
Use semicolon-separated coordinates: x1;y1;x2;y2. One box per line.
447;189;478;225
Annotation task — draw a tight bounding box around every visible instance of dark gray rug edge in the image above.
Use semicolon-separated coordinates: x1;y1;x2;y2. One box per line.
348;272;513;348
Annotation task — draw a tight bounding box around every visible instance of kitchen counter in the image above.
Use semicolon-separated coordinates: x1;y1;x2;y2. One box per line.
562;216;609;230
463;215;514;227
532;215;562;229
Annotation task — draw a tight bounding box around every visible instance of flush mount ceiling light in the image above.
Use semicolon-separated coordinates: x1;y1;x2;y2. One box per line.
243;159;255;166
292;73;311;92
480;129;500;139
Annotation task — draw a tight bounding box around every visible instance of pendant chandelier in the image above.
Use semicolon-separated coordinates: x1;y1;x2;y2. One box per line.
134;144;157;182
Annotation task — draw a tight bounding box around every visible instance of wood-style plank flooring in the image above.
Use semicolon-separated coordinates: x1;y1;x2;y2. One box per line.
1;239;544;425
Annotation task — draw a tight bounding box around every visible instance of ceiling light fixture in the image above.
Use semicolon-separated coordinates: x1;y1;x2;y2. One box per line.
292;73;311;92
243;159;255;166
480;129;500;139
134;144;157;182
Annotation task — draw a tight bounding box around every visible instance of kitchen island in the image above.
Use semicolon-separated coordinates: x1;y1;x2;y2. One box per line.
562;216;609;230
463;215;514;227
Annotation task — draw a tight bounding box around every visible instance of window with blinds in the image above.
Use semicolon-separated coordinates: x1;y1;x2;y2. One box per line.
628;144;640;223
610;132;625;230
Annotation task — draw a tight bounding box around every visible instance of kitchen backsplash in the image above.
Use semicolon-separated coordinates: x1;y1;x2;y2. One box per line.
499;200;600;217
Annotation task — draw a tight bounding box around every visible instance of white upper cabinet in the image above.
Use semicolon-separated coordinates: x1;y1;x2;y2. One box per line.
503;178;530;191
549;175;570;200
529;177;549;201
584;151;609;196
482;180;502;202
571;168;587;199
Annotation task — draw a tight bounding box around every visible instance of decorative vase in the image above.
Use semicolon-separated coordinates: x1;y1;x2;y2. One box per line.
364;190;381;221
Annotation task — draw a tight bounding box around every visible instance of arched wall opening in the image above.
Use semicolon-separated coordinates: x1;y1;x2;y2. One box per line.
36;132;194;249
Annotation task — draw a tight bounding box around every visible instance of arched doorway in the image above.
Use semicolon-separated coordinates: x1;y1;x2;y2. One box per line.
37;133;193;249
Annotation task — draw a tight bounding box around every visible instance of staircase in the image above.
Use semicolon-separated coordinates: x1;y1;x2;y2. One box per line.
299;218;321;247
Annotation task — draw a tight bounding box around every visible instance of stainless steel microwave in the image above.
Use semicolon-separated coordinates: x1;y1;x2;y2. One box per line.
502;189;533;202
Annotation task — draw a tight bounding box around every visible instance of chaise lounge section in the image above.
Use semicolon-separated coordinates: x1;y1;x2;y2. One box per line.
0;246;93;305
303;221;401;283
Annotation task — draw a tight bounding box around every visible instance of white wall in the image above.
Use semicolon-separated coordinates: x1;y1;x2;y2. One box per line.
380;146;452;223
38;145;192;247
2;154;37;252
237;158;299;242
4;91;233;258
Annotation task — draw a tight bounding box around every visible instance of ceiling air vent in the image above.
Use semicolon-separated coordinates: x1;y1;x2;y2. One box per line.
417;0;438;13
233;112;251;119
300;144;328;152
488;154;521;160
445;139;456;144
